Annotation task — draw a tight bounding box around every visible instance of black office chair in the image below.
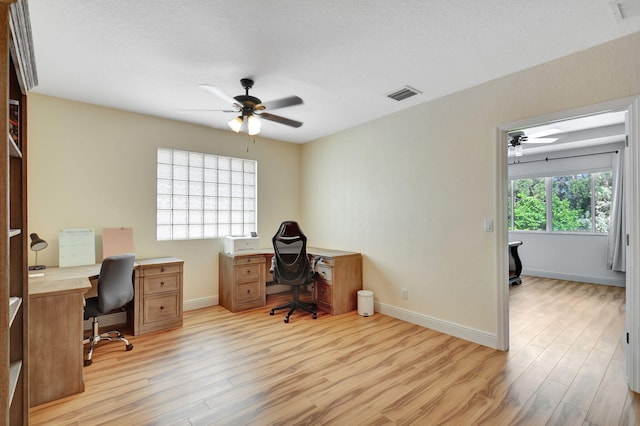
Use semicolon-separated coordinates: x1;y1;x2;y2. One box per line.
269;221;318;323
83;253;135;366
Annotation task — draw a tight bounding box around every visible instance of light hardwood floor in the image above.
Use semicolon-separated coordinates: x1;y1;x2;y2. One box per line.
30;276;640;425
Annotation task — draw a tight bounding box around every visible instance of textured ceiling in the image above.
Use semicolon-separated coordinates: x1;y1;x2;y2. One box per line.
28;0;640;143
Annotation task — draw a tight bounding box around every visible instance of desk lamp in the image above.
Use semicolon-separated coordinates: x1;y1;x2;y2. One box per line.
29;233;48;270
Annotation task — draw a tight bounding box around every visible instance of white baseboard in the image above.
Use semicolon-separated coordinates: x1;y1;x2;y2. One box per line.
374;302;498;349
523;268;625;287
184;296;219;311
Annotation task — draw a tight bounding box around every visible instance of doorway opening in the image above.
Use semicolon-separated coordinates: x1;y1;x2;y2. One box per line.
496;96;640;391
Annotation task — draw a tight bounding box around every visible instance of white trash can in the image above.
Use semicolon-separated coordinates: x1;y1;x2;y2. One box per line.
357;290;374;317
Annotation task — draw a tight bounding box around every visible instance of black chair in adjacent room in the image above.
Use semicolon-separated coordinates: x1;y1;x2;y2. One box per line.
269;221;318;323
509;240;523;286
83;253;135;366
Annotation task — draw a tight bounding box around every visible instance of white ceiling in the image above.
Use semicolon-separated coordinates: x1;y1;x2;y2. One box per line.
28;0;640;144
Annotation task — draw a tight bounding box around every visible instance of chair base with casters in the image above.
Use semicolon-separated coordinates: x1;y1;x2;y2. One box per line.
270;285;317;323
83;313;133;366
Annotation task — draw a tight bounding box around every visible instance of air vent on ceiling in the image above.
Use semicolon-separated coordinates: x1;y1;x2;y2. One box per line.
387;85;422;101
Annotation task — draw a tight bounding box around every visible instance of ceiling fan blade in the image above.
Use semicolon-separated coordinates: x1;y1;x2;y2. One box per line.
522;137;559;144
526;128;562;139
258;112;303;128
198;84;243;108
177;108;237;113
259;96;303;111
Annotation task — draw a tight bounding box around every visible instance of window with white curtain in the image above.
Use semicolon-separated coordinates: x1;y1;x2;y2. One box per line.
156;148;257;240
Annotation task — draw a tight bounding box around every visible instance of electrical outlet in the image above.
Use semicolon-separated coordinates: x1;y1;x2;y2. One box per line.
402;288;408;299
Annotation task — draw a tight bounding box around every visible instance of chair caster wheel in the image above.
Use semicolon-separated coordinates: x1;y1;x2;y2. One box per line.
84;359;92;367
270;309;275;316
126;344;133;351
284;317;289;323
312;313;317;319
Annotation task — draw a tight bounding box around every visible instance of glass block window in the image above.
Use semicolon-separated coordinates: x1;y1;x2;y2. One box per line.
157;148;257;240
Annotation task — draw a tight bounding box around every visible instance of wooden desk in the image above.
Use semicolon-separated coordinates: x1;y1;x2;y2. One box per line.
27;257;184;406
29;273;92;407
219;248;362;315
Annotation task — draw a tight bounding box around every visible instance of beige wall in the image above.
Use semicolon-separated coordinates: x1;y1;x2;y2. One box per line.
27;31;640;347
300;31;640;342
27;95;302;307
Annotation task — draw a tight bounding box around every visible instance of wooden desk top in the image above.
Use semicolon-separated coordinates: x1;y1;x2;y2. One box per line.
29;264;99;297
28;257;184;298
220;247;360;258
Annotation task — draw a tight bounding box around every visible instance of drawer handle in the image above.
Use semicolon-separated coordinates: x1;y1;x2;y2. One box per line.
160;281;165;286
160;267;165;272
247;289;251;294
246;269;251;274
160;306;164;310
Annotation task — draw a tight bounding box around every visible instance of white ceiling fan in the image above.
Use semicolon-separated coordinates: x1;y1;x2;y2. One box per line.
508;128;563;156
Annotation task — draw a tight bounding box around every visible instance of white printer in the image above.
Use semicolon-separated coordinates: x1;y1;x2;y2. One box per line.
222;235;260;254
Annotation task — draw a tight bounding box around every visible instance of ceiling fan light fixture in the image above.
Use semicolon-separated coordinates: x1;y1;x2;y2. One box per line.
228;116;243;133
247;115;261;136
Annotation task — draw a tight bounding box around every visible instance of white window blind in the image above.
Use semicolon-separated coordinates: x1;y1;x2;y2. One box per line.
156;148;257;240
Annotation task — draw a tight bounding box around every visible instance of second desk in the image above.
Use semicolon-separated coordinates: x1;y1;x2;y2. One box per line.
219;248;362;315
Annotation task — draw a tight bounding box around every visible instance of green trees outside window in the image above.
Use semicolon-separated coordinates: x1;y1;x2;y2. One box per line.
512;178;546;231
509;171;612;233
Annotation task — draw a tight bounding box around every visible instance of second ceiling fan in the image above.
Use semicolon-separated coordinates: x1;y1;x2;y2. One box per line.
198;78;304;136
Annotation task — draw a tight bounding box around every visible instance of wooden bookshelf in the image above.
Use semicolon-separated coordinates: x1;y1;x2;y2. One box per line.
0;1;37;424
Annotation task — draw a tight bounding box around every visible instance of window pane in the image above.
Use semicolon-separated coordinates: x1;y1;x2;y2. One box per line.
157;225;172;240
552;174;591;232
173;180;188;195
595;171;612;233
173;150;188;165
189;225;203;239
512;178;546;231
157;148;172;164
174;210;188;224
157;194;171;209
204;168;217;183
157;210;171;225
157;179;172;195
189;152;203;167
218;157;230;170
203;224;217;238
231;158;243;171
157;164;171;179
173;225;188;240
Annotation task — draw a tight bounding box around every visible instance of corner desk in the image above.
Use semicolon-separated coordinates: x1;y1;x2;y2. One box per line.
219;248;362;315
28;257;183;407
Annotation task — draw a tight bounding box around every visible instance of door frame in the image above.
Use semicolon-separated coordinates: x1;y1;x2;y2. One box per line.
495;96;640;391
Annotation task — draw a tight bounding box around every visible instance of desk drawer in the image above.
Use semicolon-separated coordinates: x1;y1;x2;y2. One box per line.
144;274;179;294
144;293;180;323
233;255;265;265
315;281;332;304
316;264;333;282
237;281;262;303
235;264;261;282
140;263;182;276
